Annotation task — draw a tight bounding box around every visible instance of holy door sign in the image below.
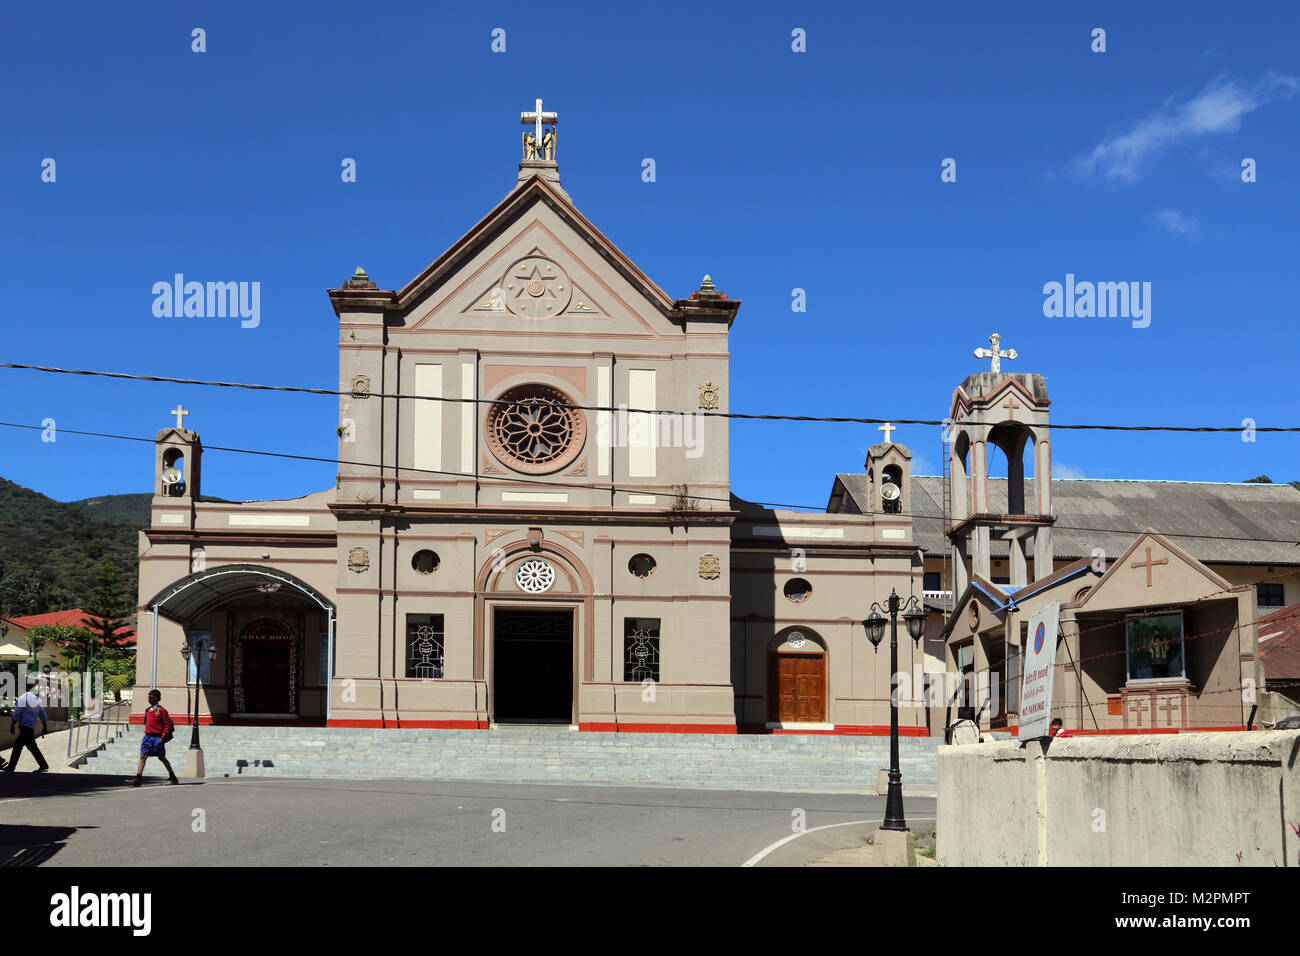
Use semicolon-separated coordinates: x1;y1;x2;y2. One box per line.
1018;600;1061;741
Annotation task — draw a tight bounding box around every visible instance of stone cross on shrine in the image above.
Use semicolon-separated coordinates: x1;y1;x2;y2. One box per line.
521;98;558;161
1130;545;1169;588
974;333;1017;374
878;422;896;443
171;404;189;429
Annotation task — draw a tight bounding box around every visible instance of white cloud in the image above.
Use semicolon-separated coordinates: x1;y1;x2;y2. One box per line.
1067;72;1298;184
1054;463;1087;480
1150;209;1200;236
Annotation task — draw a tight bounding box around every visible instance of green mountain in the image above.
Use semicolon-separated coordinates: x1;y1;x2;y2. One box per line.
68;493;153;527
0;479;142;618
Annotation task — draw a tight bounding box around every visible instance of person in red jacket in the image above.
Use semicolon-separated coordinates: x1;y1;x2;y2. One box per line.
129;689;179;786
1049;717;1074;738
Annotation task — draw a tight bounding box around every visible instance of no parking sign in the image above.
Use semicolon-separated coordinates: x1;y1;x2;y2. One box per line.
1018;601;1061;741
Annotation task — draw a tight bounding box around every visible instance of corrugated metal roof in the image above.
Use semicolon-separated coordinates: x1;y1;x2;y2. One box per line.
1259;604;1300;682
832;475;1300;565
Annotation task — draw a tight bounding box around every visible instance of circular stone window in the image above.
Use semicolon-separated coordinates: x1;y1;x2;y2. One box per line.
515;557;556;593
412;550;440;574
628;554;657;578
783;578;812;603
486;383;586;474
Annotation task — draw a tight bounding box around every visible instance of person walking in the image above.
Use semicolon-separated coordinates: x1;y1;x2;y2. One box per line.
5;678;50;773
129;689;179;786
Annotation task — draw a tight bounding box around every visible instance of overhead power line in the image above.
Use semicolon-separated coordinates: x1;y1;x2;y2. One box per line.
2;362;1297;434
1;419;1297;548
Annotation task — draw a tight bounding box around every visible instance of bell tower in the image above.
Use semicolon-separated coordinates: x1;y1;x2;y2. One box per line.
947;335;1054;596
864;423;912;516
154;404;202;501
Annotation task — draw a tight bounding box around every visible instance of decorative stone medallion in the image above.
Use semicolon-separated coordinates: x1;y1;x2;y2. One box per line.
348;547;370;574
500;256;572;318
515;557;556;593
699;553;720;580
698;381;720;411
351;375;371;399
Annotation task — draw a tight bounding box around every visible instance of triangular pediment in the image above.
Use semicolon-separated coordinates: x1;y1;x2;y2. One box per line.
155;427;200;445
1076;529;1238;614
949;375;1042;422
942;575;1011;642
393;175;682;337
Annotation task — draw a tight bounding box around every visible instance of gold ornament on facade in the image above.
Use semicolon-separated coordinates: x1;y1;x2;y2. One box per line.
699;553;721;580
347;547;370;574
698;381;720;411
502;255;572;318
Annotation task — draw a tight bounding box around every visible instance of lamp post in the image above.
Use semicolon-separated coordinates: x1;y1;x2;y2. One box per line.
180;637;217;777
864;588;928;832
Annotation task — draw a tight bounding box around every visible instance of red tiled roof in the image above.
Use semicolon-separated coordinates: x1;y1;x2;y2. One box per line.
6;608;135;641
1259;604;1300;683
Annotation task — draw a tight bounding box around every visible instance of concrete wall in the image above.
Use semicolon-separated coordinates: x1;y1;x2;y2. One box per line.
937;731;1300;866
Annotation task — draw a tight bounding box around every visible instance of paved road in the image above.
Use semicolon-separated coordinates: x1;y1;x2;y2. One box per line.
0;773;935;867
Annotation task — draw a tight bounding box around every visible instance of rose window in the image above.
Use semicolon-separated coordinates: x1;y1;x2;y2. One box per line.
486;383;585;474
515;557;556;593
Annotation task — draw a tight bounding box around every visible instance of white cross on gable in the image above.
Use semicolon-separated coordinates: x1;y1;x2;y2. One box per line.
171;404;189;429
878;422;896;443
973;333;1017;374
520;98;557;151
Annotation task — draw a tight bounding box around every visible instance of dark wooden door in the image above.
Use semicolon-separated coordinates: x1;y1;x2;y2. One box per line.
242;638;292;713
773;654;825;722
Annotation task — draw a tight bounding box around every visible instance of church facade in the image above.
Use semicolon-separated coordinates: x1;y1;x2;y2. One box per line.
136;114;923;733
134;104;1299;737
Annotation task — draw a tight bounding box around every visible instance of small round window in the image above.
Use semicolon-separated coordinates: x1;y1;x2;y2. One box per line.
784;578;812;603
412;550;440;574
629;554;657;578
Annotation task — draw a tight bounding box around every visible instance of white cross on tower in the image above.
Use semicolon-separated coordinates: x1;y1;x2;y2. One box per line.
973;333;1018;374
520;98;557;154
171;404;189;429
878;422;896;443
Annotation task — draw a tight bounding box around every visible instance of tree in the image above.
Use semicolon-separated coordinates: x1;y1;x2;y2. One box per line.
101;649;136;703
1244;475;1274;484
80;559;136;668
25;623;93;663
0;566;72;617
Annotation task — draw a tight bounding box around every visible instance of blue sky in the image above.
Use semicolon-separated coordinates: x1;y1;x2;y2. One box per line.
1;1;1297;511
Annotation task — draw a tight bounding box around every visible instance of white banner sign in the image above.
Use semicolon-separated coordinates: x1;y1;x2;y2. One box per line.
1018;601;1061;740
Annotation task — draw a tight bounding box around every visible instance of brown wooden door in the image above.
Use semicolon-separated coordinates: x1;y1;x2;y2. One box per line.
773;654;825;722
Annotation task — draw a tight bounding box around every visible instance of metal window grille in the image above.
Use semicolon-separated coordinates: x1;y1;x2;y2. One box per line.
623;618;660;683
406;614;445;679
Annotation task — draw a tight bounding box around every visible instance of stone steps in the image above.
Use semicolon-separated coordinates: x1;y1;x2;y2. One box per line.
82;727;941;793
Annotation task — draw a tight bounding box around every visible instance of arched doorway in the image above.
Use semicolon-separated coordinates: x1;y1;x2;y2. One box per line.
145;563;336;722
769;628;827;724
476;541;592;726
234;617;296;715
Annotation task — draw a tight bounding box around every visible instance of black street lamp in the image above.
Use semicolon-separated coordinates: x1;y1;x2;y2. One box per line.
865;588;928;832
180;638;218;752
